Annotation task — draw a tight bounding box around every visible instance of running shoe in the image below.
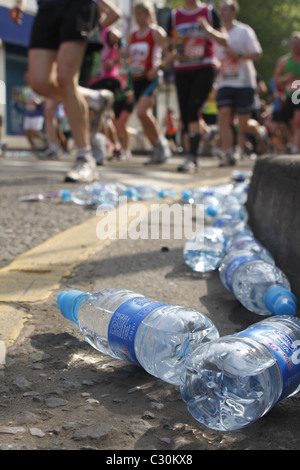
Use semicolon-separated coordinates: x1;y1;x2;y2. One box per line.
64;157;97;183
218;149;239;167
177;156;198;173
144;137;172;165
37;146;60;160
118;149;132;160
256;126;270;155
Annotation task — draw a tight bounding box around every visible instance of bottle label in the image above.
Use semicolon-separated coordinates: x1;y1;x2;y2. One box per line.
237;325;300;401
107;297;166;366
227;239;253;253
224;254;260;291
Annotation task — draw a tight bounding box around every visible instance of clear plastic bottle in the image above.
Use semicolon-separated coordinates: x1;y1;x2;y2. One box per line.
231;180;250;204
125;185;176;201
181;186;214;204
220;194;249;222
181;315;300;431
213;215;252;243
181;184;234;205
183;227;226;272
202;195;224;223
60;182;126;207
219;251;297;316
225;234;275;263
57;288;219;385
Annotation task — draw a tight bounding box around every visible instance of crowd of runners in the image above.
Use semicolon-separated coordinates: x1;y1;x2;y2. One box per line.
9;0;300;181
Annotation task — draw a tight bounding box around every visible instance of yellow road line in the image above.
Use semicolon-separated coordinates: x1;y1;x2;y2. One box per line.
0;176;230;303
0;201;151;303
0;176;230;350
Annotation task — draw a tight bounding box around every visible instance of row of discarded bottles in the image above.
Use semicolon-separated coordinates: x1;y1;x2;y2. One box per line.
182;180;297;318
19;182;177;205
19;169;251;205
56;174;300;433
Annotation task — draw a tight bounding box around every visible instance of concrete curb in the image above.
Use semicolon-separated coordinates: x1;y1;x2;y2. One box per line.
247;155;300;301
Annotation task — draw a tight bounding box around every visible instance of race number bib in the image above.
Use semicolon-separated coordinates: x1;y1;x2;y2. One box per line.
221;57;239;79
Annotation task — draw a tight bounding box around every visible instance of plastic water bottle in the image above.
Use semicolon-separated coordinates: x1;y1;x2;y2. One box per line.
219;250;297;316
231;169;252;182
125;185;176;201
219;194;248;221
231;180;250;204
225;233;275;263
180;183;248;221
202;195;224;223
181;186;214;204
181;315;300;431
183;227;226;272
60;182;126;206
213;215;252;244
57;288;219;385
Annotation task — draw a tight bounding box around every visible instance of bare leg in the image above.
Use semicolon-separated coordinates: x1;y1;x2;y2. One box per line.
44;98;60;151
136;95;160;147
218;106;234;152
27;44;90;151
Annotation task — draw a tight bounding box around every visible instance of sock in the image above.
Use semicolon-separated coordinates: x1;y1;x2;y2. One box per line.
188;132;201;157
49;143;59;151
76;146;94;163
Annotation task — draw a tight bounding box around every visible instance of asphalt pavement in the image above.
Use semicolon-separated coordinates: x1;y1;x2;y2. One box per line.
0;150;299;452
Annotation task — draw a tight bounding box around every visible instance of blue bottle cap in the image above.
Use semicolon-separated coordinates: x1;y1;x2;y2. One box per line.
57;290;89;325
264;286;297;316
206;205;219;217
60;190;71;201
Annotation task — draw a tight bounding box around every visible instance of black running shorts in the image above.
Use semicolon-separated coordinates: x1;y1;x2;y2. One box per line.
29;0;102;51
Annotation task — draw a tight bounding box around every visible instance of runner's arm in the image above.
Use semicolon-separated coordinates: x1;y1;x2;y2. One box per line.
274;56;295;85
198;17;228;47
98;0;121;29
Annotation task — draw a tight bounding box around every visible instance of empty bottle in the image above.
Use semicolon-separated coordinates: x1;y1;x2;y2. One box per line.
219;194;249;222
231;169;252;182
219;250;297;316
181;184;233;205
57;288;219;385
202;195;224;223
225;233;275;263
125;185;176;201
181;315;300;431
183;227;226;272
214;215;252;244
231;180;250;204
60;182;126;207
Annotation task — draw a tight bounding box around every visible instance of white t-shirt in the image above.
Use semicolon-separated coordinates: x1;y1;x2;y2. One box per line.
215;21;262;89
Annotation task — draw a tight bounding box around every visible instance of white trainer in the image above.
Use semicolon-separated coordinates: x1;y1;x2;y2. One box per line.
64;157;97;183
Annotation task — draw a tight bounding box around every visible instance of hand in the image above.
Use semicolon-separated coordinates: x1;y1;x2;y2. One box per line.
146;68;158;81
10;6;24;24
285;71;296;83
225;47;240;59
197;17;209;31
104;59;116;71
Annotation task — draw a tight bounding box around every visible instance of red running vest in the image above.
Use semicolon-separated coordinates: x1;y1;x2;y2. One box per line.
171;4;218;71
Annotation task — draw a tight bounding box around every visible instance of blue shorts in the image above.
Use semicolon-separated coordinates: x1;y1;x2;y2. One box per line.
217;87;255;114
